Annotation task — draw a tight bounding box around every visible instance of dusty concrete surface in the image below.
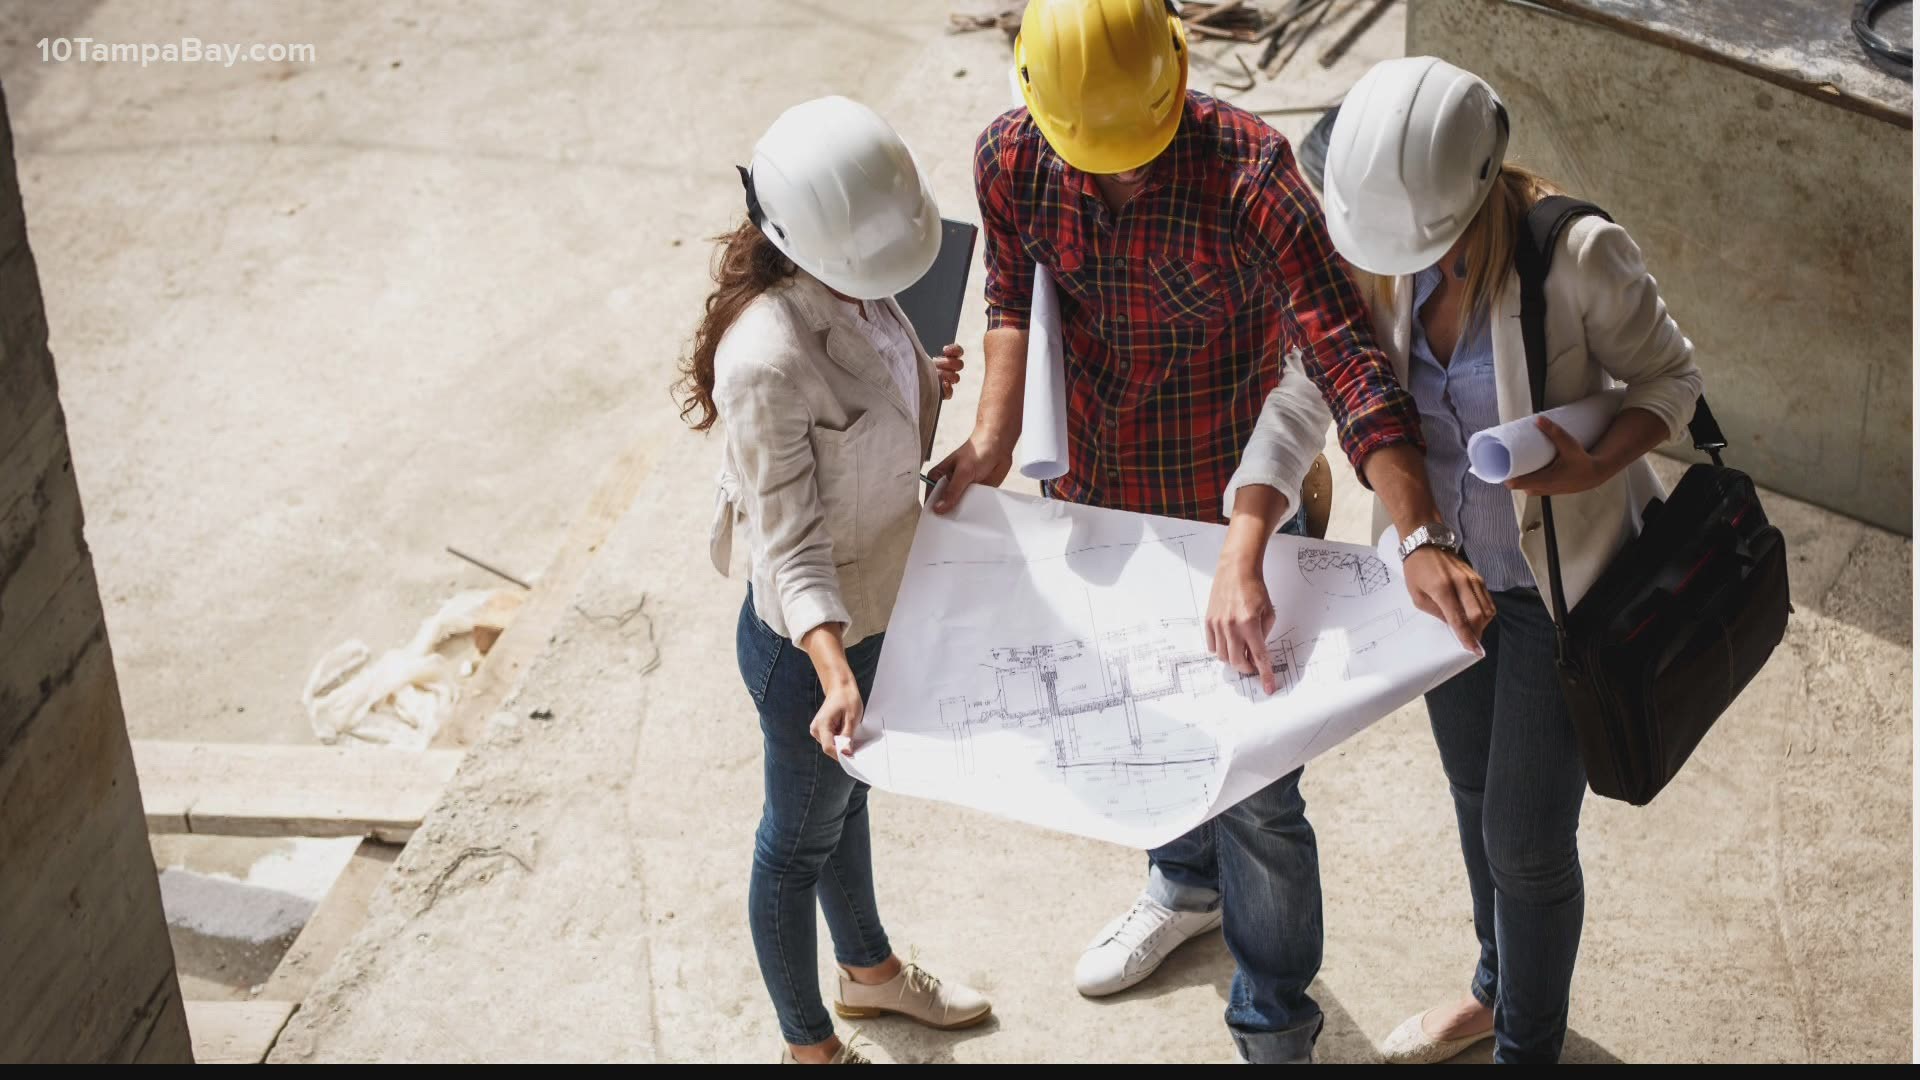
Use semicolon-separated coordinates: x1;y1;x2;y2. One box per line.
251;3;1911;1066
1;0;1907;1064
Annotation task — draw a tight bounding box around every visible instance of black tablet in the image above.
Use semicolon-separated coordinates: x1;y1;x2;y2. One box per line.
895;218;978;353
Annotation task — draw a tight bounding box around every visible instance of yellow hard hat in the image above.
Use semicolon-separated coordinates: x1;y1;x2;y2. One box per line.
1015;0;1189;175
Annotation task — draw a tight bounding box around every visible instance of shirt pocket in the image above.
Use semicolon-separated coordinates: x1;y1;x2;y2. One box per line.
1142;253;1226;363
809;409;874;560
1147;253;1225;323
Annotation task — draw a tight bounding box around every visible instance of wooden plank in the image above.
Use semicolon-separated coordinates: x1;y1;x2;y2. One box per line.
185;1000;295;1065
437;440;651;746
134;742;462;843
258;839;401;1003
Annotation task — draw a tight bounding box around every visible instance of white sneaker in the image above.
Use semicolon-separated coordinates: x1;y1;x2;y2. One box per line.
1074;893;1223;997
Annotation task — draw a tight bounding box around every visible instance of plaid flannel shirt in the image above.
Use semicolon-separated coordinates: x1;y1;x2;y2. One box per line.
976;91;1422;522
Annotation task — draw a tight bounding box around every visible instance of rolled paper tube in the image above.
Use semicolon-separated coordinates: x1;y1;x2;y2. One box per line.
1014;264;1070;481
1467;389;1627;483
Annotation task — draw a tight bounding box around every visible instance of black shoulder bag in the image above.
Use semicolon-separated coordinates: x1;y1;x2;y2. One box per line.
1517;196;1792;806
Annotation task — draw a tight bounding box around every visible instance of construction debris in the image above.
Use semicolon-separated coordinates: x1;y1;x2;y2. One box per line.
303;589;521;749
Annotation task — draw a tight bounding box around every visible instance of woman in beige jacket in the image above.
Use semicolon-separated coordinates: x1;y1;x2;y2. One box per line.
674;97;986;1065
1314;60;1704;1063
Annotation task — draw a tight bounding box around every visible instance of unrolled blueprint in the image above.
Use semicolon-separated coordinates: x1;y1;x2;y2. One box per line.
842;487;1480;849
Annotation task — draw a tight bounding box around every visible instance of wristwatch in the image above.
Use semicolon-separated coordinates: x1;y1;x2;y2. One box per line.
1397;523;1463;562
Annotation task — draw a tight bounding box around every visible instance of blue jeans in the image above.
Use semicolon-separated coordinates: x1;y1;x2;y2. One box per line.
737;594;893;1046
1423;589;1587;1064
1146;509;1323;1064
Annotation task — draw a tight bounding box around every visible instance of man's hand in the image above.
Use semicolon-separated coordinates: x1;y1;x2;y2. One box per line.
809;679;864;760
1207;485;1293;694
1208;563;1279;693
927;430;1015;514
1403;546;1494;653
934;344;964;400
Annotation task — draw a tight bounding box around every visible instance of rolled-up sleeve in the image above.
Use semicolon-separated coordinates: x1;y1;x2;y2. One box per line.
1238;143;1422;484
975;119;1034;333
1574;221;1703;441
713;357;850;645
1222;346;1332;519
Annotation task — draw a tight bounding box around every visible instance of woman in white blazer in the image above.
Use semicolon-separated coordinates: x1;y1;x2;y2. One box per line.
1318;60;1703;1063
673;97;988;1064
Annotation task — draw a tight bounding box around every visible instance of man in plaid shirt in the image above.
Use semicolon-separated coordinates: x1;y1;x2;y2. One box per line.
929;0;1493;1064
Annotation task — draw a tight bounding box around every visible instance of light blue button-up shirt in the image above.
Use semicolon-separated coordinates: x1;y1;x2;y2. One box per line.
1407;266;1535;593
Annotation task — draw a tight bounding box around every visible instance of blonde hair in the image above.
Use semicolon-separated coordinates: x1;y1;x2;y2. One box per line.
1452;162;1562;320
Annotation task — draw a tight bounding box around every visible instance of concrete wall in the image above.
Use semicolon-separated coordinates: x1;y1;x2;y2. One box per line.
0;83;191;1063
1411;0;1913;533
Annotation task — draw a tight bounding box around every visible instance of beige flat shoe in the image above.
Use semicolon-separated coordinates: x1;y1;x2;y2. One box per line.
833;961;991;1031
779;1033;894;1064
1378;1009;1494;1064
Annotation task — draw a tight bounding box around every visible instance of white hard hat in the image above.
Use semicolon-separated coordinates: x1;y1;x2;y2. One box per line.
740;96;942;300
1322;57;1510;276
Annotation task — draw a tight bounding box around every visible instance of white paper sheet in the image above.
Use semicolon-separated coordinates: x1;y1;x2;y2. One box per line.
1466;389;1626;483
842;487;1480;849
1012;265;1069;481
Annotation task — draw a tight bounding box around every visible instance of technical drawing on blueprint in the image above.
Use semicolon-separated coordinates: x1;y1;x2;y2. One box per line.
842;487;1479;849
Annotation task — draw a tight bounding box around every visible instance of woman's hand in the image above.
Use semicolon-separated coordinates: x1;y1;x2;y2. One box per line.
798;622;861;759
1507;416;1610;496
809;679;864;760
934;344;964;400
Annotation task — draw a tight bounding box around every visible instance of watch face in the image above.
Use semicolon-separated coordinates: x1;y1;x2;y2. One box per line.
1430;525;1460;548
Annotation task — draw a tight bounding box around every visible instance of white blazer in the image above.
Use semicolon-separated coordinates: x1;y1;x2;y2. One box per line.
1233;214;1702;611
1357;215;1704;610
709;274;940;648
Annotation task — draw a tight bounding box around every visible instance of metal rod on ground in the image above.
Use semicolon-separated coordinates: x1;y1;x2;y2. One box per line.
1270;0;1337;78
1259;0;1333;73
445;546;533;590
1318;0;1396;67
1253;100;1343;116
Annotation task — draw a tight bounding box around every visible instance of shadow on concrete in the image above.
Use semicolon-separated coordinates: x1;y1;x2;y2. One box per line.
1091;930;1379;1062
854;1008;1004;1065
1083;928;1626;1063
0;0;107;115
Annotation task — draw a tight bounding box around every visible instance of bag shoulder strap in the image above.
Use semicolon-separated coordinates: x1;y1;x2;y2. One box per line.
1515;196;1605;638
1519;196;1726;461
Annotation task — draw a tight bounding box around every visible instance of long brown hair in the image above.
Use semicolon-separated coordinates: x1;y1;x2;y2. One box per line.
674;219;798;432
1453;162;1562;320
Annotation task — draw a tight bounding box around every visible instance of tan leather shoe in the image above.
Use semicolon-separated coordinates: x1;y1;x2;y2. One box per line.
833;961;991;1031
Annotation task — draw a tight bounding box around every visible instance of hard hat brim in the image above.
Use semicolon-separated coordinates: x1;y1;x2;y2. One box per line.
1029;99;1183;177
1324;204;1463;278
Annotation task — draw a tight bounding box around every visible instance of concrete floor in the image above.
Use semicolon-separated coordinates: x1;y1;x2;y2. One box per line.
2;0;1909;1064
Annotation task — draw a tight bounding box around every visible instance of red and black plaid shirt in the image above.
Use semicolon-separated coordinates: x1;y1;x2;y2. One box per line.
976;92;1422;522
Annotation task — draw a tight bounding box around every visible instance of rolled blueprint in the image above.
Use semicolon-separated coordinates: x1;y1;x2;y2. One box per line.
1466;388;1627;483
1013;264;1069;481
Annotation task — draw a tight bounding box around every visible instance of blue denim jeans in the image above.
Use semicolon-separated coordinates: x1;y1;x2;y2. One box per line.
1146;509;1323;1063
1423;589;1587;1064
736;594;893;1046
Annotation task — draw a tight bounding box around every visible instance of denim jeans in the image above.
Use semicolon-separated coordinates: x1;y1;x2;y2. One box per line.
737;593;893;1046
1422;589;1587;1064
1146;509;1323;1064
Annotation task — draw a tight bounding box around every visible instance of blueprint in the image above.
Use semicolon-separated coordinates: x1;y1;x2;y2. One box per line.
842;487;1480;849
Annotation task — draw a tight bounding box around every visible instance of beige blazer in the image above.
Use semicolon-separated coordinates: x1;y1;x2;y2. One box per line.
1354;215;1704;610
709;274;940;648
